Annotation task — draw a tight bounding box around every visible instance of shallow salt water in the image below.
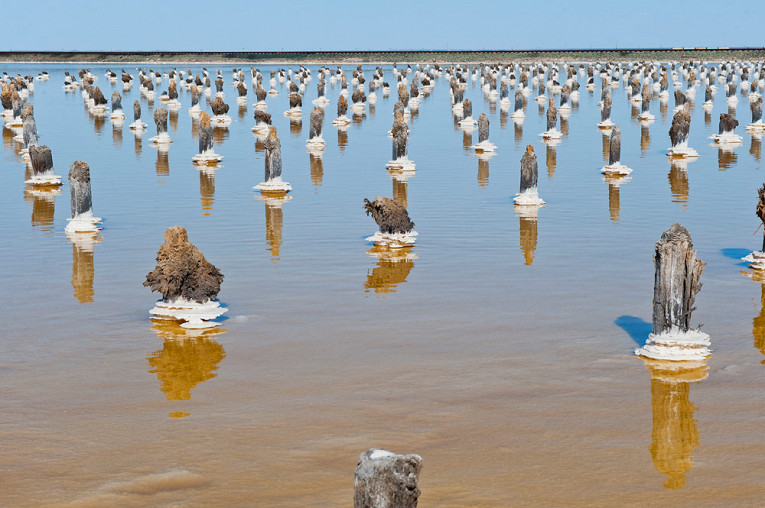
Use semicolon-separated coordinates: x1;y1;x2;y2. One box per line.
3;63;765;506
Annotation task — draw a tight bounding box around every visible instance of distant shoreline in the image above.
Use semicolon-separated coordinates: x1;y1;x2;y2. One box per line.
1;48;764;65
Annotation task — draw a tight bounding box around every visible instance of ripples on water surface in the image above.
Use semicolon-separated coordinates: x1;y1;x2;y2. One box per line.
3;63;765;506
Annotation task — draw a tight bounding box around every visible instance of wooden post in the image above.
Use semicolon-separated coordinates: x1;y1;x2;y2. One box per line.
29;145;53;176
520;145;538;194
68;161;92;218
652;223;705;335
477;113;489;143
154;108;168;134
609;125;621;166
309;107;323;139
264;127;282;181
353;449;422;508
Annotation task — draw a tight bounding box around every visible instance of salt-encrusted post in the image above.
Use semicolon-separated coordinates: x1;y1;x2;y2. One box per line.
513;145;544;205
652;224;705;335
65;161;101;233
353;449;422;508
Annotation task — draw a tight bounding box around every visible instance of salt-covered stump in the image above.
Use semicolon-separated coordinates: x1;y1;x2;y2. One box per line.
151;107;171;145
472;113;496;152
130;100;147;131
636;223;710;361
353;449;422;508
144;226;227;329
540;98;562;139
747;97;765;132
388;112;414;171
110;91;125;121
210;96;232;127
27;144;61;186
364;196;417;248
306;106;325;150
284;92;302;117
193;112;223;165
709;112;742;144
743;183;765;269
252;109;272;136
600;125;632;176
668;108;697;157
254;126;291;194
514;144;545;205
65;161;102;234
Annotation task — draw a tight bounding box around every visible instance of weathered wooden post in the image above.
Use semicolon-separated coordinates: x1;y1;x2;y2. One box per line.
353;449;422;508
151;107;171;145
27;145;61;186
144;225;226;328
306;106;325;150
636;224;709;360
65;161;101;233
254;126;291;194
743;184;765;269
601;125;632;175
667;107;697;157
513;145;544;205
387;112;413;170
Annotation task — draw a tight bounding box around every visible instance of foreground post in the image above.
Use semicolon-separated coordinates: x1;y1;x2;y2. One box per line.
66;161;102;233
513;145;544;205
144;225;226;328
353;449;422;508
636;224;709;360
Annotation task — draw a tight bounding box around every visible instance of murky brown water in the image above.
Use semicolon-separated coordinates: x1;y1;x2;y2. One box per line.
2;63;765;507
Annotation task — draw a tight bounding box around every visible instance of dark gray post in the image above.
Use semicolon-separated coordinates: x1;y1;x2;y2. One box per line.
69;161;92;217
309;107;324;139
154;108;168;134
30;145;53;176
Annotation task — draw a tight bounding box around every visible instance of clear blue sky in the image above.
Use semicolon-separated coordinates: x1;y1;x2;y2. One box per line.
8;0;765;52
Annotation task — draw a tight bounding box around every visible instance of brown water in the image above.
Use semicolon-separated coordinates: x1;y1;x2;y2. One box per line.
2;64;765;507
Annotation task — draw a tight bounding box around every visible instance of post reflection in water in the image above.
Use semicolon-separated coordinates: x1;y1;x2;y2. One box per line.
25;186;58;230
462;129;472;151
604;175;630;223
513;118;523;145
389;170;410;208
191;116;200;139
134;132;142;158
260;195;290;261
169;109;178;132
309;153;323;190
68;233;101;303
213;126;229;144
717;146;738;170
155;147;169;176
3;124;15;150
750;133;762;162
668;159;690;208
92;114;105;133
290;118;303;136
560;116;569;137
640;122;651;154
545;140;559;180
238;104;247;120
753;280;765;361
500;109;508;129
477;157;489;187
660;98;668;120
199;167;216;216
364;246;416;294
148;320;227;419
337;126;348;153
643;358;707;489
704;110;712;125
514;205;538;266
254;135;265;153
601;131;611;162
112;123;122;146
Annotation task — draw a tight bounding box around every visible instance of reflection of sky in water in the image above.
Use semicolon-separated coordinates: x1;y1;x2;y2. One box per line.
3;63;765;505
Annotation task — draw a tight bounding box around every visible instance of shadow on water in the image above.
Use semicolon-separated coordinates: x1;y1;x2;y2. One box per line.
721;247;752;266
615;315;651;346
